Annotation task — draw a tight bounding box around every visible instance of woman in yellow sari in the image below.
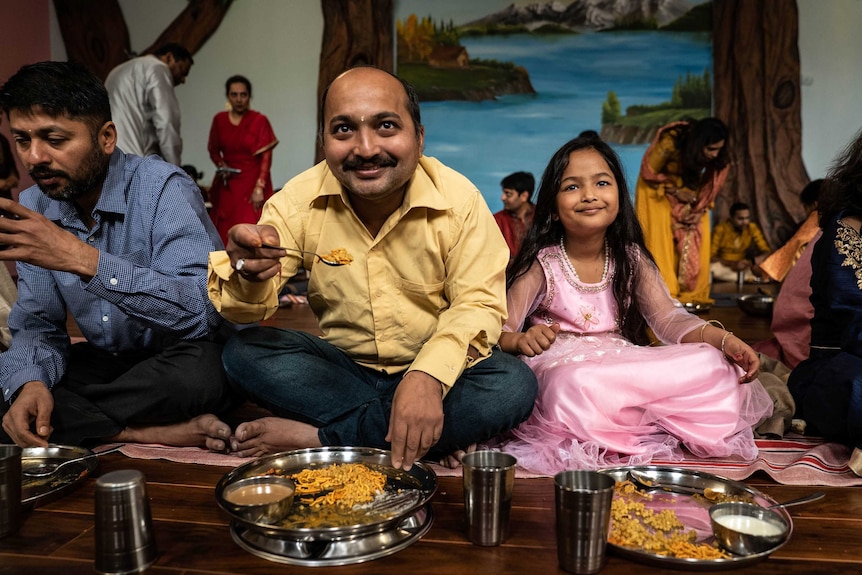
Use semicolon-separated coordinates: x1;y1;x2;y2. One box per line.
635;118;729;304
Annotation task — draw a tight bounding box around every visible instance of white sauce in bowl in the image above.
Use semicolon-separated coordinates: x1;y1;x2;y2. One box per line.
715;514;785;537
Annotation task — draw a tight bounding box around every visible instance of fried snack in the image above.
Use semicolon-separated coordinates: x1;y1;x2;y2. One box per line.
609;481;730;560
322;247;353;265
289;463;386;508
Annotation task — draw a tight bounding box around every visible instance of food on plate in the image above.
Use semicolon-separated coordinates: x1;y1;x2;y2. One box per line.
289;462;386;508
610;480;730;560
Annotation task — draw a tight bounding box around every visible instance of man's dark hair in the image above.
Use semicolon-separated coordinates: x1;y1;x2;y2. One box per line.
318;67;422;144
729;202;750;216
500;171;535;198
154;43;194;65
0;61;111;135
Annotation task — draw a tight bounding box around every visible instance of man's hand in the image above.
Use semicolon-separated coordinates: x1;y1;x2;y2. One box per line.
386;371;444;471
2;381;54;447
0;198;98;278
225;223;286;281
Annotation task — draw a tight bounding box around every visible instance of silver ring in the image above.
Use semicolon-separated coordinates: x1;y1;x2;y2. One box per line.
235;258;246;272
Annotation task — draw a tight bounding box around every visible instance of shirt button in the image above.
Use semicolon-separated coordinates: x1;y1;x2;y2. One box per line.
109;278;118;286
88;236;95;243
102;315;109;322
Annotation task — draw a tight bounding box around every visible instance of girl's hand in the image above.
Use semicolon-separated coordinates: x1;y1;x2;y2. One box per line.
722;334;760;383
505;323;560;357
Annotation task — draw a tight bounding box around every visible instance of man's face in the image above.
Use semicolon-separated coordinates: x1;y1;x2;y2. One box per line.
322;68;424;203
730;209;751;232
8;108;112;202
501;188;529;214
166;55;191;86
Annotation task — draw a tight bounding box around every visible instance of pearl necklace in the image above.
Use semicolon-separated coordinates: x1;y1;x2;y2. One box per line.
559;236;611;293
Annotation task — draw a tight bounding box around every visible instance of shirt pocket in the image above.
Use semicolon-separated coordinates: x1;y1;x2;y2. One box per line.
395;276;446;346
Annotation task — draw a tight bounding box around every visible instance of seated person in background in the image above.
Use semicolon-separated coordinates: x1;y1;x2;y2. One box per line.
0;62;234;450
760;179;822;283
788;128;862;469
494;171;535;259
207;66;538;471
710;202;771;282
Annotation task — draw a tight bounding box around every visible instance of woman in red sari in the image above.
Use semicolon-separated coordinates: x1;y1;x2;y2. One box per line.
207;75;278;245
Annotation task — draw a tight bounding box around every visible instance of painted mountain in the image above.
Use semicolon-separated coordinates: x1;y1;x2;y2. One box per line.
463;0;699;32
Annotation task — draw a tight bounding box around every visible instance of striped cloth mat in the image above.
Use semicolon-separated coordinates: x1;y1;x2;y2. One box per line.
119;434;862;487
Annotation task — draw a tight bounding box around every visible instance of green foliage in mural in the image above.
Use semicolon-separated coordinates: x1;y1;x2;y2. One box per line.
602;91;622;124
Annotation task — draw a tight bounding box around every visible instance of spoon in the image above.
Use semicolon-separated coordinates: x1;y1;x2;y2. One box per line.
766;492;825;510
260;243;345;267
23;444;124;478
627;469;705;496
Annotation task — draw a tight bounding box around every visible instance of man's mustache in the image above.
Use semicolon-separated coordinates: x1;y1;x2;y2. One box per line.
343;155;396;171
29;166;68;180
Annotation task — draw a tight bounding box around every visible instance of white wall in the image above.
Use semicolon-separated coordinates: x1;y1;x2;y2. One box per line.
798;0;862;178
47;0;861;186
51;0;323;190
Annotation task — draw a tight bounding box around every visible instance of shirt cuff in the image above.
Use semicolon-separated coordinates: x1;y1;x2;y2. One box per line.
207;251;279;323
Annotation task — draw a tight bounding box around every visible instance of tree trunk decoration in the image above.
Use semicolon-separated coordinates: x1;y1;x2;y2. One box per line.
712;0;810;249
53;0;232;81
316;0;393;164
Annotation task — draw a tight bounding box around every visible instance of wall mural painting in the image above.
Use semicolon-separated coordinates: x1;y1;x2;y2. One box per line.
395;0;713;212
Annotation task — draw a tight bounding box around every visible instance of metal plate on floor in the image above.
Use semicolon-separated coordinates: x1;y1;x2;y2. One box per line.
21;445;98;508
230;504;433;567
602;466;791;571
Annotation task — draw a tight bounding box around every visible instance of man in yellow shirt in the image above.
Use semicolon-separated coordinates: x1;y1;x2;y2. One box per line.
207;67;537;470
710;202;771;282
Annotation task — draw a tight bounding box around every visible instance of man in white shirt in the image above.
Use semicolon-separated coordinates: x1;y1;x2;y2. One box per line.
105;43;193;166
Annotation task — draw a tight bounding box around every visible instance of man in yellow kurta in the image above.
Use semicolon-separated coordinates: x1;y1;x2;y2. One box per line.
206;67;537;470
710;202;772;282
635;120;729;304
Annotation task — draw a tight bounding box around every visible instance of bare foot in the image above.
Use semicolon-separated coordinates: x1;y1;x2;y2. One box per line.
110;414;233;452
438;443;477;469
231;417;322;457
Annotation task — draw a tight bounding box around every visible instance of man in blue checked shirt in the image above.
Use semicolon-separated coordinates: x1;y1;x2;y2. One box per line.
0;61;235;450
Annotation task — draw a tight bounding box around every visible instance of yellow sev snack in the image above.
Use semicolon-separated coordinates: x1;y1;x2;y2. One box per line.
289;463;386;508
322;248;353;265
609;480;729;560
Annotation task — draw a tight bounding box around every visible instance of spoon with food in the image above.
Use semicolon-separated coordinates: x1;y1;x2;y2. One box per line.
261;244;353;267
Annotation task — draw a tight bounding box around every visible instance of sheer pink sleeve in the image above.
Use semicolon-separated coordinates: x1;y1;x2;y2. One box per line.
636;253;705;344
503;262;547;333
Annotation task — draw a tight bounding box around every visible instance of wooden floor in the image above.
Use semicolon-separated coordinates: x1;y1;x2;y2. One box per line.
4;284;860;574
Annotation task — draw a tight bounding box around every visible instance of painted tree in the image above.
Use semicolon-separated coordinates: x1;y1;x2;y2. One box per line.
712;0;809;248
53;0;233;81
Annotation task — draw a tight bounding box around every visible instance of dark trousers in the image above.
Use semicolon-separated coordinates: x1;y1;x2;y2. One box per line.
222;327;538;460
0;340;235;446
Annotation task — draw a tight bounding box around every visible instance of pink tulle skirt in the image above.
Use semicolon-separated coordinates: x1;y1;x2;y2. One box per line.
499;332;774;475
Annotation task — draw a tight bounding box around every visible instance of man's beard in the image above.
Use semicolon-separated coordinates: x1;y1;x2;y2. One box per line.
30;145;109;202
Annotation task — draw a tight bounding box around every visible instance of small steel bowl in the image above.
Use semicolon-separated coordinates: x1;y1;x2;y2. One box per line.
221;475;295;525
736;294;774;317
709;501;789;556
683;302;712;314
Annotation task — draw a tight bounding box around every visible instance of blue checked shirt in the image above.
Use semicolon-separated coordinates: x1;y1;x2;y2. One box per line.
1;149;224;402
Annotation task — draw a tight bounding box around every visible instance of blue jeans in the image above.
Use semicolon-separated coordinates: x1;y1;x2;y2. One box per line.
222;327;538;459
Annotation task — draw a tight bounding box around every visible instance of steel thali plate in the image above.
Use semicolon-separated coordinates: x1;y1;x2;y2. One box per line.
216;446;438;541
601;466;792;571
21;445;98;508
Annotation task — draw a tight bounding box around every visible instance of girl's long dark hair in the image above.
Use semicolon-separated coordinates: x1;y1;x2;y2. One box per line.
819;127;862;226
507;136;655;345
678;117;729;189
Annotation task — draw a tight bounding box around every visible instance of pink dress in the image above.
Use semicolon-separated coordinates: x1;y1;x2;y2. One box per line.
500;245;773;474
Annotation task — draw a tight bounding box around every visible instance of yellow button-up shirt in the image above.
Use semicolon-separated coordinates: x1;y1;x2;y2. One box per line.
208;156;509;391
710;220;771;263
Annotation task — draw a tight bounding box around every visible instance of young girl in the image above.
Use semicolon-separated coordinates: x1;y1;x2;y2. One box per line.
498;136;773;474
